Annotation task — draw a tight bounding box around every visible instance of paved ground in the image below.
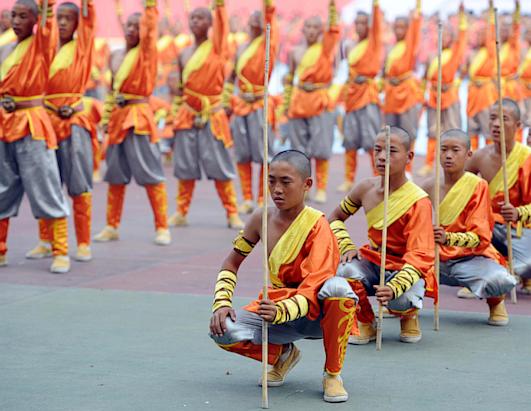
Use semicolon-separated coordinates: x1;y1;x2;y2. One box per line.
1;153;530;410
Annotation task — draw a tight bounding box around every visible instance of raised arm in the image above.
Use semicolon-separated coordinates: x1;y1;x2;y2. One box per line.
212;0;229;57
448;3;468;75
509;0;521;53
404;0;422;71
141;0;158;58
322;0;340;58
367;0;383;66
36;0;58;70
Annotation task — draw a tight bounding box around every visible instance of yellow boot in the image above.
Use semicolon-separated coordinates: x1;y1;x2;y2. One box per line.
0;254;6;267
399;314;422;343
261;343;301;387
348;322;376;345
168;212;188;227
487;298;509;326
75;244;92;262
94;226;119;242
336;181;353;193
313;189;327;204
50;256;71;274
238;200;255;215
25;241;53;260
323;373;349;403
416;164;433;177
457;287;476;299
154;228;172;246
521;278;531;295
228;214;245;230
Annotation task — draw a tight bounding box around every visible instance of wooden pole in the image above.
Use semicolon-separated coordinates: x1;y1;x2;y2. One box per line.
261;23;272;410
82;0;88;18
433;22;443;331
494;9;518;304
376;125;391;351
40;0;48;28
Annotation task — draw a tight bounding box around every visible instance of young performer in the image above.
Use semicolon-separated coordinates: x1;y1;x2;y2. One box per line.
422;129;516;324
169;0;244;229
0;9;16;46
283;0;340;204
467;99;531;293
25;0;97;263
94;0;171;246
338;0;382;192
0;0;71;273
383;0;422;167
521;28;531;132
209;150;356;403
85;36;109;99
227;0;278;214
330;126;436;344
419;3;467;177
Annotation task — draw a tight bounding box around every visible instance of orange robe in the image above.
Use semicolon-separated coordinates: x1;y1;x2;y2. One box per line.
245;215;340;321
0;0;57;148
360;197;437;299
232;2;278;119
45;0;96;144
156;34;178;90
288;22;340;119
427;20;467;110
86;38;110;91
173;3;232;147
500;17;524;102
149;95;173;139
344;2;382;113
107;5;158;146
520;48;531;100
439;176;504;264
383;12;422;115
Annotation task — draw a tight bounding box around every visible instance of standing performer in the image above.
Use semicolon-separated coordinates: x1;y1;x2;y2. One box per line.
330;127;436;344
155;10;178;99
520;28;531;132
209;150;356;403
418;3;467;177
85;37;109;99
169;0;244;229
0;0;71;273
283;0;340;204
94;0;171;246
26;0;97;263
467;99;531;293
382;0;422;170
466;2;496;150
0;9;16;46
338;0;382;192
422;129;516;324
227;0;278;215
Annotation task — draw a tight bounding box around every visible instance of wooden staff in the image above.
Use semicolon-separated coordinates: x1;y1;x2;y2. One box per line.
261;23;272;410
376;125;391;351
40;0;49;28
82;0;88;18
433;22;443;331
494;9;518;304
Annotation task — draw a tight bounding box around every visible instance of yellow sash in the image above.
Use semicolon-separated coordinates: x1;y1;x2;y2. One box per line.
113;46;139;92
366;181;428;230
295;43;322;81
268;207;323;288
469;47;487;79
385;40;405;74
489;143;531;198
49;40;77;79
518;48;531;76
157;35;174;52
0;36;32;81
348;38;368;67
500;42;510;65
0;28;16;47
235;36;263;90
427;48;452;80
94;37;107;51
182;40;212;84
440;172;481;226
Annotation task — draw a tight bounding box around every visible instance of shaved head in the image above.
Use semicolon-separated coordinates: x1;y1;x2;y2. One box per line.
305;15;322;27
191;7;212;24
58;1;79;15
14;0;38;18
378;126;412;151
441;128;470;150
271;150;311;180
493;98;521;122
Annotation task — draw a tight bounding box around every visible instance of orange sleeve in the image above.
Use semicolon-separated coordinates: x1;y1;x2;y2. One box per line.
266;0;279;66
77;0;95;70
404;12;421;71
460;181;495;253
213;1;229;58
37;0;58;69
446;22;467;79
367;2;383;71
486;9;496;61
322;23;340;59
140;1;158;70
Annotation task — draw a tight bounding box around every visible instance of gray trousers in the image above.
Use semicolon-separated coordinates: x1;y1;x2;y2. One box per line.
427;102;462;137
467;107;490;138
0;136;69;220
56;125;93;196
384;104;421;141
172;125;235;181
287;111;335;160
440;255;516;298
343;104;382;151
492;223;531;279
231;109;274;164
524;98;531;128
211;277;356;346
104;131;165;186
336;258;425;312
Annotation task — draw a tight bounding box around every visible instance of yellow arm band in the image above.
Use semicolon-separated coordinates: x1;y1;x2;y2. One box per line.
222;82;234;109
273;295;309;324
101;93;115;126
330;220;357;255
145;0;157;7
212;269;238;312
171;95;183;116
154;108;168;124
459;10;467;31
514;1;521;23
264;0;273;7
339;196;359;216
416;0;421;13
232;231;256;257
516;205;531;237
328;1;338;28
215;0;224;6
386;263;422;299
444;232;480;248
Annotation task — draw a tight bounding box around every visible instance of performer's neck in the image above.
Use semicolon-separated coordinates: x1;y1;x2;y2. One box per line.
443;169;465;186
59;37;73;48
276;203;306;222
495;139;516;155
194;34;208;45
381;173;408;193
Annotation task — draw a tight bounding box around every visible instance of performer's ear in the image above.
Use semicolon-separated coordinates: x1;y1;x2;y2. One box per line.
304;177;313;191
407;150;415;163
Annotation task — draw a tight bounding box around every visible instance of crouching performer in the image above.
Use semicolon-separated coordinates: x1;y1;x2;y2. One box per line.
329;127;436;345
209;150;357;403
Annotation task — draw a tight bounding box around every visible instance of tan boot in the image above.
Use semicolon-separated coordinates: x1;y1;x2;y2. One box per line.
348;322;376;345
228;214;244;230
260;344;301;387
313;189;327;204
0;254;6;267
323;373;349;403
457;287;476;299
25;241;53;260
336;181;353;193
94;226;119;242
154;228;171;246
521;278;531;295
92;169;102;183
488;300;509;326
50;256;71;274
238;200;255;215
416;164;433;177
168;212;188;227
74;244;92;262
400;314;422;343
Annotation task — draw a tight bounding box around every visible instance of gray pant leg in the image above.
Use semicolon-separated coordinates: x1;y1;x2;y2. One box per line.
308;112;334;160
231;115;252;163
104;141;132;185
343;110;361;151
398;105;420;141
123;133;165;186
0;141;25;219
345;104;380;152
173;129;202;180
57;125;93;196
492;224;531;279
159;136;174;154
287;118;311;155
441;256;517;298
247;109;274;164
198;125;236;181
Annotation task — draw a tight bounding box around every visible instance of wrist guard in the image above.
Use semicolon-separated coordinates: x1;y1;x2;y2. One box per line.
212;269;237;312
273;295;309;324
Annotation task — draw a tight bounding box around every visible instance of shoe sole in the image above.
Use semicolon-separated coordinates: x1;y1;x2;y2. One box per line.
348;336;376;345
259;351;302;387
93;236;119;243
487;319;509;326
25;253;52;260
50;268;70;274
74;255;92;262
323;394;349;403
154;240;171;246
399;335;422;343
